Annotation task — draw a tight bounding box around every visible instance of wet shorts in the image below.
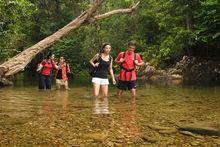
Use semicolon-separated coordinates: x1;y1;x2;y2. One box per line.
92;77;109;85
117;80;136;90
56;79;68;86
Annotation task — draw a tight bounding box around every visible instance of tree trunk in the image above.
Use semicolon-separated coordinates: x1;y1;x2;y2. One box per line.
0;0;139;86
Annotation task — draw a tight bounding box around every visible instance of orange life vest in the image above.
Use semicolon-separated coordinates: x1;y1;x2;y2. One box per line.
55;63;69;81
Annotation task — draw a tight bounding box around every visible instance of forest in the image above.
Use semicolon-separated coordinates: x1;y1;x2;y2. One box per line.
0;0;219;83
0;1;220;146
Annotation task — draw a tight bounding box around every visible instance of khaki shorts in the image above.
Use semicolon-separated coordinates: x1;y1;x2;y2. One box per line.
56;79;68;89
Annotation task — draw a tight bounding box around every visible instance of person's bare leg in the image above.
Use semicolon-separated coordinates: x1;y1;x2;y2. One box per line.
64;81;68;90
101;85;108;98
56;80;61;90
93;83;100;98
117;89;123;97
130;88;136;98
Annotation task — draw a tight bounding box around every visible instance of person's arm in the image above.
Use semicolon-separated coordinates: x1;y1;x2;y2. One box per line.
67;64;70;72
134;54;144;66
109;57;116;85
89;54;100;67
134;60;144;66
114;52;124;64
37;60;46;72
40;60;46;66
114;58;122;64
51;59;59;69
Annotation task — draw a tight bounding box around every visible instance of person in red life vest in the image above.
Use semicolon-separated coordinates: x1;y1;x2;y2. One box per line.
115;41;144;98
89;43;116;98
55;56;70;90
38;53;58;90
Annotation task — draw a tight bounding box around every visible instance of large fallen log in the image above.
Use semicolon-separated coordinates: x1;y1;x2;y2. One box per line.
0;0;139;86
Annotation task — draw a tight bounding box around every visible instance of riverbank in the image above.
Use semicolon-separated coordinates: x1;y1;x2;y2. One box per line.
138;56;220;86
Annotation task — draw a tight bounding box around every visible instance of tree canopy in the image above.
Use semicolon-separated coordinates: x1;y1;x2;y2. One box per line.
1;0;219;73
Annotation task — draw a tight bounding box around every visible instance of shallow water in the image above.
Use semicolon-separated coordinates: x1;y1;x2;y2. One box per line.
0;77;220;146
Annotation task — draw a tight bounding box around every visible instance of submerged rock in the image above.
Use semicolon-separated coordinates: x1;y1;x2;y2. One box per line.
83;133;107;142
141;135;157;143
0;77;13;87
178;122;220;136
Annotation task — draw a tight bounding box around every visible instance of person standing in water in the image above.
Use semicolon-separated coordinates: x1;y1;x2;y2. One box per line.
38;53;58;90
89;43;116;98
55;56;70;90
115;41;144;98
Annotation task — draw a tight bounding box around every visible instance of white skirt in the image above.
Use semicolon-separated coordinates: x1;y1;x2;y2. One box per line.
92;77;109;85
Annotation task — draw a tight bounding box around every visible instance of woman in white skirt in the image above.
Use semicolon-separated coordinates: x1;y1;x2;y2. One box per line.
89;43;116;98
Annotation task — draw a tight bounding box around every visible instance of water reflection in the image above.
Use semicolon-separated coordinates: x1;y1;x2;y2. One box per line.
57;91;69;114
120;98;139;139
41;91;69;116
92;97;109;114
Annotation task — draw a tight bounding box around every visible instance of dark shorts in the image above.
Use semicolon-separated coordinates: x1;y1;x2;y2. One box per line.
117;80;136;91
39;74;52;90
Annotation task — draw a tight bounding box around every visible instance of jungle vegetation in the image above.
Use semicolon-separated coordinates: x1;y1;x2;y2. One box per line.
0;0;219;75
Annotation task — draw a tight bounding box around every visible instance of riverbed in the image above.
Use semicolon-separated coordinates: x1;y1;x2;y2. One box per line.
0;76;219;146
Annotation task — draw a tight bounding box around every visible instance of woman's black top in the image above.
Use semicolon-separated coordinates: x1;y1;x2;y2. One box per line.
94;57;110;79
56;69;62;79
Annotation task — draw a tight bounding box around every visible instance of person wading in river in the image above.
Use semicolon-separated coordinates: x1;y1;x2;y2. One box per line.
55;56;70;90
37;53;58;90
89;43;116;98
115;41;144;98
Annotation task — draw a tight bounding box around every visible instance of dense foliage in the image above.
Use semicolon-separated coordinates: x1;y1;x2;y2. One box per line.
0;0;36;60
0;0;219;73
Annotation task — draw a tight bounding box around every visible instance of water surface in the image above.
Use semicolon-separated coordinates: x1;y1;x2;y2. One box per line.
0;77;219;146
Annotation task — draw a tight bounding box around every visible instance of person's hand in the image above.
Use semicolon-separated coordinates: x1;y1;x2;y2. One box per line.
119;58;125;63
58;64;62;69
94;63;99;67
134;60;139;65
112;79;116;85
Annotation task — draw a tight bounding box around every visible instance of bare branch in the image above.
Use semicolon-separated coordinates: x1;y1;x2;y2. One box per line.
89;1;140;22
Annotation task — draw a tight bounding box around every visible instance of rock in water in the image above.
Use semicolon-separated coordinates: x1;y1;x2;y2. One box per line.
178;122;220;136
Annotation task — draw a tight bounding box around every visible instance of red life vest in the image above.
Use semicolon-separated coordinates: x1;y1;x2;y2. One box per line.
115;51;142;81
120;51;136;81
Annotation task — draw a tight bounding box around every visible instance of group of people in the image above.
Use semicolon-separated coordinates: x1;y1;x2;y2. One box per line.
90;41;144;98
37;53;70;90
37;40;144;98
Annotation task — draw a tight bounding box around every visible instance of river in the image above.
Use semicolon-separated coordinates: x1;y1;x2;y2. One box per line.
0;75;219;146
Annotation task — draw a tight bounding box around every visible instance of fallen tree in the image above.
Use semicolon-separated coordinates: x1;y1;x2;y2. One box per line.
0;0;139;86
